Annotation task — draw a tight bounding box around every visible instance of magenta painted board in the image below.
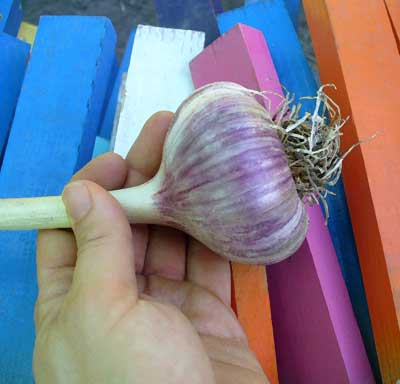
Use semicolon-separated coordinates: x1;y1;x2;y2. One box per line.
190;24;373;384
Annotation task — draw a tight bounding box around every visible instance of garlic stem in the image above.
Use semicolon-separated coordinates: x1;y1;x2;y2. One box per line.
0;174;163;231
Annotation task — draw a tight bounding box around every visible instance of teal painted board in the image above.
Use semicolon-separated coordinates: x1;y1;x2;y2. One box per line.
0;16;116;383
154;0;219;45
218;1;380;381
0;0;23;36
0;33;29;166
92;136;110;158
99;28;136;139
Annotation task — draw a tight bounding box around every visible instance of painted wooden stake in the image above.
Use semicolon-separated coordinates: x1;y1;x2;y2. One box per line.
191;24;286;383
0;0;23;36
385;0;400;49
99;28;136;140
92;137;111;159
246;0;301;28
112;25;204;158
217;4;374;383
17;22;37;46
219;4;379;381
0;16;116;382
153;0;219;45
0;33;29;167
211;0;224;14
303;1;400;382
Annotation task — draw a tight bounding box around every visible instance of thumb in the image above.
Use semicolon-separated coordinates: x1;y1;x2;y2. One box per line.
62;181;137;298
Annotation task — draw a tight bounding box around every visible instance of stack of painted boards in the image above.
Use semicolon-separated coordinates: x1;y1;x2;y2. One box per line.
0;0;399;382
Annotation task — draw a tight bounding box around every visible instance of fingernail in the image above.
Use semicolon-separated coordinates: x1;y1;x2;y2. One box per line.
62;182;92;222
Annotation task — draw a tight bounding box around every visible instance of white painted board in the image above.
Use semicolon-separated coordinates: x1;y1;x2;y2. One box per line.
111;25;205;157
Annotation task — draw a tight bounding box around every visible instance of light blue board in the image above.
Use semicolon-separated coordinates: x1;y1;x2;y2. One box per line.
99;28;136;139
218;1;380;382
0;33;29;166
0;0;23;36
154;0;219;45
0;16;116;383
92;136;110;158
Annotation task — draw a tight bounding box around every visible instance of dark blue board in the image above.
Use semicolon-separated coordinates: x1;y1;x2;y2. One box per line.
99;28;136;139
218;1;380;381
0;33;29;167
153;0;219;45
211;0;224;14
0;0;23;36
0;16;116;383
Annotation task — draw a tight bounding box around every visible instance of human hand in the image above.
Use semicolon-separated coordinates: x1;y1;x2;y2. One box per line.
34;112;269;384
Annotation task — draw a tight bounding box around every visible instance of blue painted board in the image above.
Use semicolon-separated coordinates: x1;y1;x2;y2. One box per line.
0;0;23;36
0;33;29;167
99;28;136;139
211;0;224;14
153;0;219;45
283;0;301;28
99;54;119;134
0;16;116;383
218;1;380;381
92;136;110;158
246;0;301;28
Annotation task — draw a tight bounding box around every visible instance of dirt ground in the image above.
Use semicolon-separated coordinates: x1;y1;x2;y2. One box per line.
21;0;243;59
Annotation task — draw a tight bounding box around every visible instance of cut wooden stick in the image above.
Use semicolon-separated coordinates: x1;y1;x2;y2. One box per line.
0;16;116;381
303;0;400;382
0;0;23;36
385;0;400;50
111;25;205;158
191;23;282;383
0;33;29;166
99;28;136;140
217;2;374;382
17;21;37;46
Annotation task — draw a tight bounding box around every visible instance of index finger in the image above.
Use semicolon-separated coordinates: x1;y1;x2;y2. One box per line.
124;111;173;186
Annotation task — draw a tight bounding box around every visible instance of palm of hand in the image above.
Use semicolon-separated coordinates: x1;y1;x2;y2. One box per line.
34;112;267;384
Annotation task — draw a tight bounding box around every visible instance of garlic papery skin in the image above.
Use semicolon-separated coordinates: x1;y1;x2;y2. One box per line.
154;82;308;264
0;81;308;265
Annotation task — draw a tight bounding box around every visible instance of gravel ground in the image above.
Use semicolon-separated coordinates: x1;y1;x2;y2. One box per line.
21;0;244;59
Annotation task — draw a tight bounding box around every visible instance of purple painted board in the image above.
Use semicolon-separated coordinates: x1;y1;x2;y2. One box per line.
190;23;373;384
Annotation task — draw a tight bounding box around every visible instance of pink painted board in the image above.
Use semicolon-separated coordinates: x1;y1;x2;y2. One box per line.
191;23;281;383
191;24;282;114
190;23;373;383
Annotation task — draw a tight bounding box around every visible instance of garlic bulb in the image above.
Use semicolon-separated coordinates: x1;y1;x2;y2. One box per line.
0;82;309;265
155;82;308;264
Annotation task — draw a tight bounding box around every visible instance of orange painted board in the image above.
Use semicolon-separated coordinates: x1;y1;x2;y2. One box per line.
232;264;278;384
303;0;400;382
385;0;400;49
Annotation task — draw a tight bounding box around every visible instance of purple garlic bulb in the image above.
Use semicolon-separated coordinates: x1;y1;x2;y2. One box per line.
155;82;308;264
0;82;309;265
